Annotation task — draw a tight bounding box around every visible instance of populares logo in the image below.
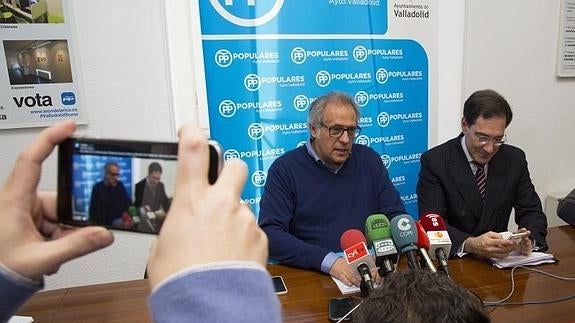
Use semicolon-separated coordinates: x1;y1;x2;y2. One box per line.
61;92;76;105
219;100;237;117
214;49;233;67
293;94;310;112
244;73;305;91
210;0;284;27
251;170;267;187
291;47;306;64
354;91;369;107
248;123;265;140
353;46;368;62
215;48;279;67
315;70;331;87
381;154;391;169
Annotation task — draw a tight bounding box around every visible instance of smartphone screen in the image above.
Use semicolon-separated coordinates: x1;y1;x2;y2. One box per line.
57;137;222;234
272;276;287;295
328;297;353;321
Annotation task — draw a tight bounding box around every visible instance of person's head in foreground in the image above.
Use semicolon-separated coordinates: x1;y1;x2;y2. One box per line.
355;270;490;323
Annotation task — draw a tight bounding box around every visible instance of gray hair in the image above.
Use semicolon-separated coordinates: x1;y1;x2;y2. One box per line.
307;91;360;127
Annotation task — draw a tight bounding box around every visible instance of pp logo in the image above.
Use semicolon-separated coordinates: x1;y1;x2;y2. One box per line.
296;141;306;147
355;135;370;146
210;0;284;27
61;92;76;105
244;74;261;91
381;154;391;169
315;70;331;87
215;49;233;67
377;112;390;127
293;94;309;112
219;100;237;117
376;68;389;84
353;46;368;62
291;47;306;64
247;123;264;140
397;217;411;231
251;170;267;187
224;149;241;160
354;91;369;107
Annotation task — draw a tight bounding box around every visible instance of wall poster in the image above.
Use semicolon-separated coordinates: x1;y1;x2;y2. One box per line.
177;0;438;218
557;0;575;77
0;0;85;129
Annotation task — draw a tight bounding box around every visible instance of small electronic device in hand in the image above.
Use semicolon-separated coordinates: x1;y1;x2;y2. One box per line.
57;137;222;234
507;231;529;240
328;297;353;321
272;276;287;295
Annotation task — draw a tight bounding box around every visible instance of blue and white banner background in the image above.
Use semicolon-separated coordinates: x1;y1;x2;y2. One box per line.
197;0;436;218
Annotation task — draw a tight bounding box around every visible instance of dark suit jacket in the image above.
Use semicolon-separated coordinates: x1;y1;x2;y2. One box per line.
417;134;548;256
134;179;169;211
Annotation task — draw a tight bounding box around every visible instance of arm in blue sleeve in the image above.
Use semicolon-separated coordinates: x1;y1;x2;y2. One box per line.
0;263;43;323
149;262;281;323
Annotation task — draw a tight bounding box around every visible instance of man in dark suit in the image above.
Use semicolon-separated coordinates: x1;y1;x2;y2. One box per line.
134;162;169;212
417;89;548;259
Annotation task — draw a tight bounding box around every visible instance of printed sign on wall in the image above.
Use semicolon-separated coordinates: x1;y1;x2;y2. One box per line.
197;0;436;217
0;0;86;129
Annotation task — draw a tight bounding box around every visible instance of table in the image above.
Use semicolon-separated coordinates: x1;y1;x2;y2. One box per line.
17;226;575;322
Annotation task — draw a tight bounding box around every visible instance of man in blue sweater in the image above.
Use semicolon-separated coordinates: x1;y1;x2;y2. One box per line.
259;91;406;287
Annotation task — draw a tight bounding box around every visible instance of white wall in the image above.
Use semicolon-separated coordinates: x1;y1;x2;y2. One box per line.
0;0;176;290
0;0;572;290
463;0;575;228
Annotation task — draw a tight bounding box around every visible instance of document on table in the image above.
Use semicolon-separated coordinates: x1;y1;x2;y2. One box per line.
490;251;556;269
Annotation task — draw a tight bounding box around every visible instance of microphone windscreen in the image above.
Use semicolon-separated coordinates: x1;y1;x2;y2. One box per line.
420;212;447;231
415;221;430;249
390;214;418;252
365;214;392;245
340;229;367;251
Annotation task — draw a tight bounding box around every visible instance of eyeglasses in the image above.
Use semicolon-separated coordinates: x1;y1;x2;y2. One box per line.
473;133;506;146
320;123;361;138
108;172;120;177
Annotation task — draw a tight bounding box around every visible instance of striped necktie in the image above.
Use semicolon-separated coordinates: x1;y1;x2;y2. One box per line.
474;162;486;200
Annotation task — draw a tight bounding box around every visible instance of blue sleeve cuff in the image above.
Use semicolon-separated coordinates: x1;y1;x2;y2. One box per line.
0;263;43;323
321;252;341;274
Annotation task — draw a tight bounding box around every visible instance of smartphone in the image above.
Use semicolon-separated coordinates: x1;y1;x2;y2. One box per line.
508;231;529;240
272;276;287;295
328;297;353;321
57;137;223;234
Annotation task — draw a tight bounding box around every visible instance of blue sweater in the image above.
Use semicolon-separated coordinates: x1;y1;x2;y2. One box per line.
258;144;406;272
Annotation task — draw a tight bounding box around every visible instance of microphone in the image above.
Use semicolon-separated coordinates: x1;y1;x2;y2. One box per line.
389;214;421;270
420;212;452;277
415;221;438;274
365;214;397;277
340;229;376;295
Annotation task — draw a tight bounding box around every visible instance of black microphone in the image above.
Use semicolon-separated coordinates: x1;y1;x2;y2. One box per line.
365;214;397;277
390;214;421;270
420;212;452;277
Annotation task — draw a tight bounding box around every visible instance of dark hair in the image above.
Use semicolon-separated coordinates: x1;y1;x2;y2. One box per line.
463;89;513;127
104;161;119;173
307;91;360;127
355;270;490;323
148;162;162;174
